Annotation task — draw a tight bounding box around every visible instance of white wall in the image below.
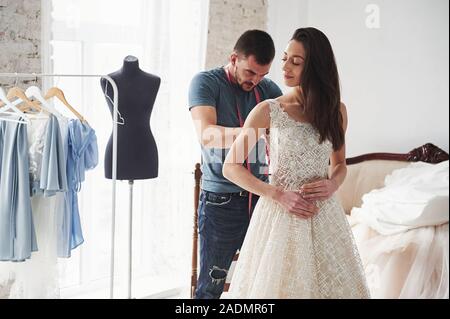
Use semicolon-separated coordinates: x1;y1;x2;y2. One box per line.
268;0;449;156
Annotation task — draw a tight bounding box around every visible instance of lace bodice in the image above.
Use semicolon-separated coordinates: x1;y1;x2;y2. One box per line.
267;99;333;191
27;117;49;187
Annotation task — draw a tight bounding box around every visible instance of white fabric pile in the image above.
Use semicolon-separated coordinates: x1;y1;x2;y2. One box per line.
349;160;449;299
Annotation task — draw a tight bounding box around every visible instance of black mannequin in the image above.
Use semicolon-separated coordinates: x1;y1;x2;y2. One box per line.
102;56;160;180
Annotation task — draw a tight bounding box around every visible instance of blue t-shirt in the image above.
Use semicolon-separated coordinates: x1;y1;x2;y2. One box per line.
188;67;282;193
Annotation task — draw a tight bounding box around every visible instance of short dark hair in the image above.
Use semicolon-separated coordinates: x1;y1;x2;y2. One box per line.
234;30;276;65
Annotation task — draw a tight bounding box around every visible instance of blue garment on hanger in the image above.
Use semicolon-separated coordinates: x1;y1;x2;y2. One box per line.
33;115;68;197
58;119;98;258
0;119;37;262
0;121;3;179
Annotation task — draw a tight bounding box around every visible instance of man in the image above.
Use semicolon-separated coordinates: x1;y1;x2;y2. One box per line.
188;30;282;299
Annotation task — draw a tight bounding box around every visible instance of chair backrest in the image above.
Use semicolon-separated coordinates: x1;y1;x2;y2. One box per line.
190;163;202;298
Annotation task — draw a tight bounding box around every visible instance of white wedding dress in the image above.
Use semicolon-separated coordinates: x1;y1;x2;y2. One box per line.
227;99;370;299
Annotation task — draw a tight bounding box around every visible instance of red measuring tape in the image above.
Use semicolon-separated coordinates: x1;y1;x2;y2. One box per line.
224;67;270;218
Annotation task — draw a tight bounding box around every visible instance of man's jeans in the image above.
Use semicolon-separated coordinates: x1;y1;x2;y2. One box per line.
194;190;259;299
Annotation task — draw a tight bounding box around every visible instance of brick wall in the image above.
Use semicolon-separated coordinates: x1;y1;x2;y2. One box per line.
0;0;41;88
205;0;268;69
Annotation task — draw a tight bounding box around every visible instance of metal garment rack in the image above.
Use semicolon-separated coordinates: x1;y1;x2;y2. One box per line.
0;72;121;299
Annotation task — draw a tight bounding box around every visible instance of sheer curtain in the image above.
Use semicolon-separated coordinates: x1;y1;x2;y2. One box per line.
45;0;208;298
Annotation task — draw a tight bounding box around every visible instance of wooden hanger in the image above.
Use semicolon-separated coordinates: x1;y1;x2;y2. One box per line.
0;87;40;111
0;87;30;124
44;87;87;123
6;87;43;112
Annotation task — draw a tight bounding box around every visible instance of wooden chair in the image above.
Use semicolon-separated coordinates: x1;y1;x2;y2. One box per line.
190;163;242;298
190;163;201;298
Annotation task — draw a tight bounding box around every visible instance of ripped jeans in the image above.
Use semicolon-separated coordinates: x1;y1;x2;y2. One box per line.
195;190;259;299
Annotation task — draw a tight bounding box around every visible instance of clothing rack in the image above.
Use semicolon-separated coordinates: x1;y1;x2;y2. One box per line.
0;72;121;299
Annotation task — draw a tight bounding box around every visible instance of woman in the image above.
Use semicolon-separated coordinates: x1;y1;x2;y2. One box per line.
223;27;370;298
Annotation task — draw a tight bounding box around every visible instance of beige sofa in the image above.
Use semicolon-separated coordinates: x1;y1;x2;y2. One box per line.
336;160;411;215
336;143;448;214
335;145;449;298
191;143;449;297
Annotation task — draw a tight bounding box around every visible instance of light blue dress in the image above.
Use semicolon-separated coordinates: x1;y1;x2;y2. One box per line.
38;115;68;197
0;115;68;262
0;119;37;262
58;120;98;258
0;121;3;178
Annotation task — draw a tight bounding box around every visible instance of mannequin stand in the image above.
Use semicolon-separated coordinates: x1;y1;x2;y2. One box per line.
128;180;134;299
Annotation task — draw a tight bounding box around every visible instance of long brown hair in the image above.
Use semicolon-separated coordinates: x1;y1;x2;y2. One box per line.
292;28;344;151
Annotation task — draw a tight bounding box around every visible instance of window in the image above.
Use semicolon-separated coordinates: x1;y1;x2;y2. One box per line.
44;0;208;298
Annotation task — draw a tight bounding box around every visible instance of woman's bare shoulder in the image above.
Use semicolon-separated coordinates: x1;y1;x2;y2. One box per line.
245;100;272;128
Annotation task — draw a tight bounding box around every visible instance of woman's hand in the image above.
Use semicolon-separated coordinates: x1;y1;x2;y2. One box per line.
299;179;339;201
270;187;319;219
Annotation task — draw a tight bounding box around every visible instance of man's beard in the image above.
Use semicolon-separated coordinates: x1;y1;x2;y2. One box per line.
235;71;255;91
241;82;255;91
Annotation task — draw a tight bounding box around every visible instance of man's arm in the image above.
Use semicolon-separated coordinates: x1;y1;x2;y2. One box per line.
189;71;242;149
190;105;242;149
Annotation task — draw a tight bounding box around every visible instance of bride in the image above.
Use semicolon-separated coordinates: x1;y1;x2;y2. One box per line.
223;27;370;298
